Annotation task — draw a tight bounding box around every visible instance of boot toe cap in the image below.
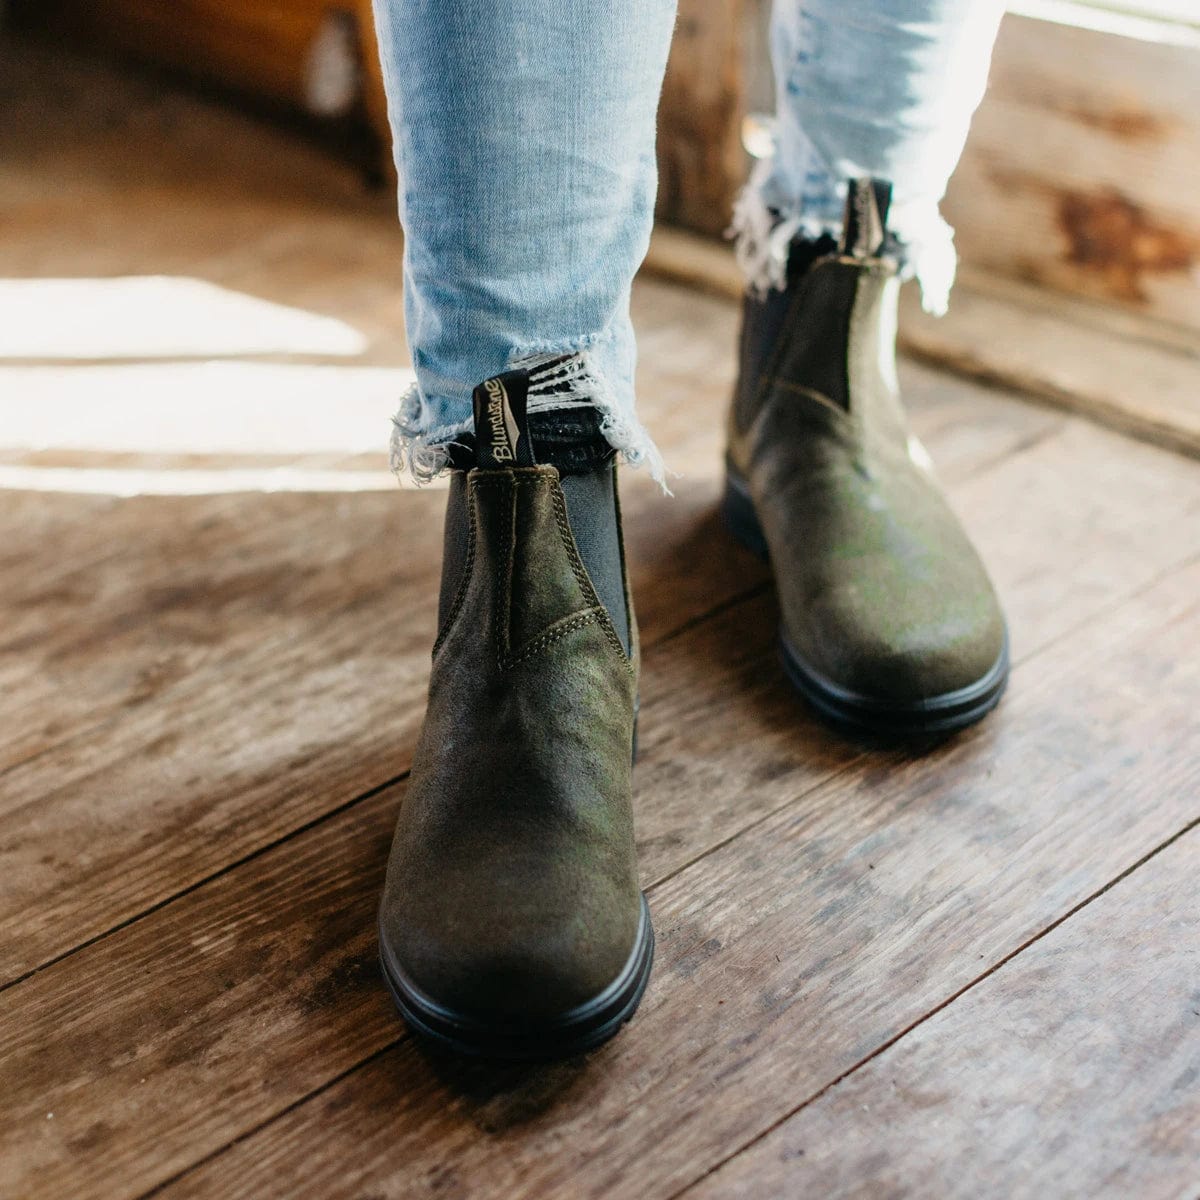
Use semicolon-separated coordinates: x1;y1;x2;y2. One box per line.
820;609;1006;703
379;873;643;1029
781;576;1008;735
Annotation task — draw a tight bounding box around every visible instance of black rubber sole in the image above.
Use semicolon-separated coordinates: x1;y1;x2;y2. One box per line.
721;469;1009;739
379;894;655;1061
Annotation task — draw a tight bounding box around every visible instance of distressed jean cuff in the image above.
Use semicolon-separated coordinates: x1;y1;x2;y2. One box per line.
729;156;958;316
388;347;666;489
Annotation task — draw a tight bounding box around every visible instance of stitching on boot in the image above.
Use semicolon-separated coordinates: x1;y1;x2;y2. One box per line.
432;473;480;659
750;258;830;423
548;478;634;669
499;474;578;672
503;608;608;669
496;474;517;668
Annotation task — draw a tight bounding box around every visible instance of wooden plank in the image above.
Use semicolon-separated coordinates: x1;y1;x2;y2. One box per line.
153;551;1200;1200
0;35;396;282
688;827;1200;1200
652;3;1200;334
656;0;749;239
30;0;339;114
0;589;843;1200
1;414;1195;1199
5;35;1199;1198
0;784;402;1200
0;488;427;777
0;455;755;985
0;281;737;768
946;9;1200;337
24;0;757;221
899;267;1200;461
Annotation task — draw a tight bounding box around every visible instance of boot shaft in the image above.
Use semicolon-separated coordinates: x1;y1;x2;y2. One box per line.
730;178;909;454
435;366;636;673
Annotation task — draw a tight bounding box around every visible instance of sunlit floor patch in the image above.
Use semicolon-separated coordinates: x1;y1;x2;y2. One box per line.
0;464;416;495
0;354;424;494
0;276;368;360
4;360;412;453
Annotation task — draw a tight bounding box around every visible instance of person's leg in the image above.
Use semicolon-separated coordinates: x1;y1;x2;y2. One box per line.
373;0;675;484
372;0;675;1059
725;1;1010;738
734;0;1005;314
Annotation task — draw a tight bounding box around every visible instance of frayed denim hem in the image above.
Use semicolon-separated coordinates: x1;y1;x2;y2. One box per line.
387;389;471;485
389;347;667;490
728;156;957;317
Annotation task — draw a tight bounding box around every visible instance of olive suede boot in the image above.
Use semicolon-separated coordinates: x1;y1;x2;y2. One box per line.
378;364;653;1058
724;178;1008;737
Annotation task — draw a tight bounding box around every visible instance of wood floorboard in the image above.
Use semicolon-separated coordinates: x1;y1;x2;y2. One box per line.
0;348;1055;779
687;824;1200;1200
0;489;431;777
150;557;1200;1200
3;423;1198;1198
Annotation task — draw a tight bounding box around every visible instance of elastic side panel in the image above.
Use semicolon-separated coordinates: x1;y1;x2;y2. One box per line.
559;461;629;655
767;260;861;413
506;472;596;657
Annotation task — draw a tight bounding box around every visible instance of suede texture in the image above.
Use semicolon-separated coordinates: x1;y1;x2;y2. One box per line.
380;465;641;1023
728;254;1006;703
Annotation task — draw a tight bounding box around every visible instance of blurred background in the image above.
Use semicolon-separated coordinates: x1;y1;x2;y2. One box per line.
1;0;1197;492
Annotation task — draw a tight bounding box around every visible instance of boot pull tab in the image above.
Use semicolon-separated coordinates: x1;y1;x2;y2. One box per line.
841;177;893;260
472;370;536;469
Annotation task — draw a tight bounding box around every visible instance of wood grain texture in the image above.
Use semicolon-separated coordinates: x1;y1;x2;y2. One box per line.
157;556;1200;1200
3;417;1198;1199
947;10;1200;337
0;30;1067;986
656;0;748;238
0;490;424;772
0;23;1063;992
0;353;1061;984
0;376;1061;1196
689;826;1200;1200
0;446;763;984
900;266;1200;461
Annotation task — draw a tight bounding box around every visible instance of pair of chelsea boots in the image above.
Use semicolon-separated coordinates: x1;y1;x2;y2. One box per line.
377;178;1008;1059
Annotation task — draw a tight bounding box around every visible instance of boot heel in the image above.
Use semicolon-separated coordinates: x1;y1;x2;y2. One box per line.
721;471;769;562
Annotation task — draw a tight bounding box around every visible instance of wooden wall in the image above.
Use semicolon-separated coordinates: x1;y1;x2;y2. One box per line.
19;0;1200;346
655;0;751;239
25;0;367;110
946;9;1200;345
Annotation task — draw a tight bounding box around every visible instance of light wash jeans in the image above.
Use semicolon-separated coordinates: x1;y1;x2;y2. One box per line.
372;0;1006;484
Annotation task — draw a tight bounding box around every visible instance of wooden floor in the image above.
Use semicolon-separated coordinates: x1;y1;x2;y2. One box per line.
2;35;1199;1200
